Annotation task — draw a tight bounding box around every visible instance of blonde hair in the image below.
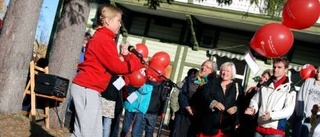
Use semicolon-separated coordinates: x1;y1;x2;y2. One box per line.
200;60;217;73
219;62;237;79
120;41;130;48
96;4;122;26
210;60;217;73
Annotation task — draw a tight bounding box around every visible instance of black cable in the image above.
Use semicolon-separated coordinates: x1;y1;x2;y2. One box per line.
53;101;64;128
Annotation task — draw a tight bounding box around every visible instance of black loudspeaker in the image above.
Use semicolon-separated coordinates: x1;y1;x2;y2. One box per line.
35;73;70;98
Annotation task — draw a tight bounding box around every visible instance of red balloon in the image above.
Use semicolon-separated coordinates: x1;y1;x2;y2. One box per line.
136;43;149;58
250;23;294;58
282;0;320;29
146;64;166;82
149;51;170;68
300;64;316;79
127;68;147;87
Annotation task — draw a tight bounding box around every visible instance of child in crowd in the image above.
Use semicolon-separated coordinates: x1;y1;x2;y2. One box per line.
70;4;143;137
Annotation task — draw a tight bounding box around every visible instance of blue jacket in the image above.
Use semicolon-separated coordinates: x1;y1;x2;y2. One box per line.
124;84;153;114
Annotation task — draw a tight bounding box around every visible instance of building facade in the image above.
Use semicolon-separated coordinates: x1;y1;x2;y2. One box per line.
88;0;320;89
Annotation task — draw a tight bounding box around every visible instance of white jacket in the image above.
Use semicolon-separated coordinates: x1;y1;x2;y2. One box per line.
250;80;296;130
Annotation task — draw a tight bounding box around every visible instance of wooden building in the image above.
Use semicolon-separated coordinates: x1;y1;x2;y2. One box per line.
87;0;320;89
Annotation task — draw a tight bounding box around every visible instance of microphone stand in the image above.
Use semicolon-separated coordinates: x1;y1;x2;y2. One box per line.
156;79;175;137
146;66;176;137
136;55;145;64
131;52;176;136
128;46;145;64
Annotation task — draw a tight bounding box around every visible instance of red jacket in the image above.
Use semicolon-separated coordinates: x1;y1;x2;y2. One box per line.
73;27;143;93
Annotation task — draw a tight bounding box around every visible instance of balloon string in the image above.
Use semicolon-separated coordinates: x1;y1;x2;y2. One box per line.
147;65;166;80
294;78;304;86
146;65;177;87
212;44;246;50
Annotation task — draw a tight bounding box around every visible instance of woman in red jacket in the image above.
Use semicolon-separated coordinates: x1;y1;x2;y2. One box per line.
70;4;143;137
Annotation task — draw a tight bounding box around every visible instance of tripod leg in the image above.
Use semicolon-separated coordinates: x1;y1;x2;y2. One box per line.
157;94;171;137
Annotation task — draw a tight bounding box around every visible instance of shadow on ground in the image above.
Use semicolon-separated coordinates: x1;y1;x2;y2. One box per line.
0;113;70;137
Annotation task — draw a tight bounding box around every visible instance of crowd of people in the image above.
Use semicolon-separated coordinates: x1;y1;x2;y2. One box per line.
67;4;320;137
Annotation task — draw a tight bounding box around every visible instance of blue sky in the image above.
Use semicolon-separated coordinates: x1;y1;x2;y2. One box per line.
5;0;59;44
36;0;59;44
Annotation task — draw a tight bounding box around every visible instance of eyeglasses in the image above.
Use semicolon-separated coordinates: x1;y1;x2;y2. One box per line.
201;65;212;70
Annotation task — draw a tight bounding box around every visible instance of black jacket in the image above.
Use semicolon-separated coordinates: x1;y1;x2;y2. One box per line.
200;78;244;135
101;75;123;116
147;80;169;115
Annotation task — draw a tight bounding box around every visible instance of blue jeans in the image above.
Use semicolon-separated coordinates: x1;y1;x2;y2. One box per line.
110;113;122;137
103;117;112;137
144;113;158;137
120;111;145;137
254;132;283;137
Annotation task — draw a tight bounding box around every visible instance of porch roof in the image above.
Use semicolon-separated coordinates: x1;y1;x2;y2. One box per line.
112;0;320;43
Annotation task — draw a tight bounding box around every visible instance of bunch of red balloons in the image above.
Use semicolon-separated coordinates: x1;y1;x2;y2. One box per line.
126;43;149;87
250;0;320;58
135;43;149;58
127;68;147;87
126;43;171;87
146;51;170;82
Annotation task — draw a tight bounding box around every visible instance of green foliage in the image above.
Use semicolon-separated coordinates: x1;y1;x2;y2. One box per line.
250;0;285;17
144;0;173;9
216;0;233;5
199;0;285;17
142;0;284;17
265;0;285;17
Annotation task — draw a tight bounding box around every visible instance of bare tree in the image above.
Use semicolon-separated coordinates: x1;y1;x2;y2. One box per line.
0;0;43;113
48;0;91;127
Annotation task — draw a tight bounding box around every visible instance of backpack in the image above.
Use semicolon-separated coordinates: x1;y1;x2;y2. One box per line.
169;80;185;113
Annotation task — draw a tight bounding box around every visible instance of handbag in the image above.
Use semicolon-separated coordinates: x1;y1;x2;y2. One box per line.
101;97;116;118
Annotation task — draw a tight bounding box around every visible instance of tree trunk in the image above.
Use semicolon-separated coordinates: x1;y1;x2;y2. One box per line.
0;0;43;114
48;0;90;128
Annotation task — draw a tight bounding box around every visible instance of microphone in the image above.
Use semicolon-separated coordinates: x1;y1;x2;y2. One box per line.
128;45;145;64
